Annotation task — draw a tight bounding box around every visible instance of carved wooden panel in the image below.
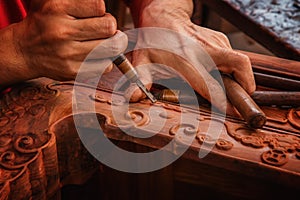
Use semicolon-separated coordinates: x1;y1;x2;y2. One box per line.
1;52;300;199
0;80;59;200
0;79;99;200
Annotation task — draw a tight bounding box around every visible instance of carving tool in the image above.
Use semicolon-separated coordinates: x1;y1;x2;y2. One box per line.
112;54;157;103
251;91;300;107
222;74;266;129
151;75;267;128
156;89;300;107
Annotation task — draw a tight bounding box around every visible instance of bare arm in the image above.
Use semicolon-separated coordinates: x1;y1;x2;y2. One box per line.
0;0;128;88
0;23;35;87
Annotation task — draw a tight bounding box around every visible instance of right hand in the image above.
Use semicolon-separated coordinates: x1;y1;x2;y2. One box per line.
125;0;255;114
12;0;128;81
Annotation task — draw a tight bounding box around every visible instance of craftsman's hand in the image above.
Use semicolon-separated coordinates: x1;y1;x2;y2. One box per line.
126;0;255;113
1;0;127;86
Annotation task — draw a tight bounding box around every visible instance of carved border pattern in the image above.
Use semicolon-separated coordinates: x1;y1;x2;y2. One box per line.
287;108;300;129
91;93;234;151
226;123;300;166
93;92;300;167
2;80;300;199
0;84;59;200
90;91;300;168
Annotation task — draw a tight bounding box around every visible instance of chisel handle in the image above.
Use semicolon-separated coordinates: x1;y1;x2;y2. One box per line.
222;75;266;128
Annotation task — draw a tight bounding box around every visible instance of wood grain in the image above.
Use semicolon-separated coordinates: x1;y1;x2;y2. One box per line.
1;51;300;199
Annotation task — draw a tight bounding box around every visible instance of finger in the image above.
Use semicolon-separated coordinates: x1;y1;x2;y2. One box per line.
104;63;114;74
77;59;114;74
74;59;114;84
73;30;128;60
192;27;232;49
123;50;150;102
125;82;153;102
72;13;117;41
162;55;228;112
193;72;227;113
61;0;106;18
130;48;227;111
209;49;256;94
124;66;153;102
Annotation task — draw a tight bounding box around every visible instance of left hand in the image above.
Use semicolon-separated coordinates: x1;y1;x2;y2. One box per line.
125;0;255;114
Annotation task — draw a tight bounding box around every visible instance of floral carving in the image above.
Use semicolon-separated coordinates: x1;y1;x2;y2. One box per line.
0;82;58;200
0;116;9;127
90;94;108;103
226;123;300;166
169;124;199;146
196;133;233;151
159;111;174;119
125;110;150;127
90;93;126;106
288;107;300;129
216;139;234;151
169;124;199;136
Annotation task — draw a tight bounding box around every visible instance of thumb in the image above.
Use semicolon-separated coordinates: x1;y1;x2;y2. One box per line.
124;68;153;102
209;48;256;94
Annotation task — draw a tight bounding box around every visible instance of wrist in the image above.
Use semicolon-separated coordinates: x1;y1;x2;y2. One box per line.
0;22;39;87
12;21;40;78
130;0;194;28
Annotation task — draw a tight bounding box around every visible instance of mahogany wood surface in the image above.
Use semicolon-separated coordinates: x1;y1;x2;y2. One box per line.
0;51;300;200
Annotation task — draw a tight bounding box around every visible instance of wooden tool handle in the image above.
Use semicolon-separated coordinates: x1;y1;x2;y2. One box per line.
251;91;300;106
222;75;266;128
113;54;139;82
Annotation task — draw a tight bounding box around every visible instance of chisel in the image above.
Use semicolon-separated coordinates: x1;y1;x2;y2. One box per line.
113;54;157;103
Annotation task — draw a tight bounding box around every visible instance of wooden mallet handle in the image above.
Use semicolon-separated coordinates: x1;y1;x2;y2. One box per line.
222;75;266;128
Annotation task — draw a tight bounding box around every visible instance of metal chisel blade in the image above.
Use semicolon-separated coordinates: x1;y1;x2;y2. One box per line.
136;79;157;103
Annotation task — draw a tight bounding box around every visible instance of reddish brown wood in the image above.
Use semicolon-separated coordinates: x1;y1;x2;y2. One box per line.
1;51;300;199
0;79;99;200
251;91;300;106
222;74;266;128
239;50;300;79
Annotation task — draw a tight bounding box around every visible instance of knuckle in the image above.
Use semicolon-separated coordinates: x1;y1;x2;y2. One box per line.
55;45;70;59
92;0;106;16
216;31;230;43
217;31;228;40
110;44;124;56
48;25;71;41
54;43;77;61
44;0;65;13
57;27;71;39
55;43;87;65
238;53;251;65
109;32;128;56
103;14;117;36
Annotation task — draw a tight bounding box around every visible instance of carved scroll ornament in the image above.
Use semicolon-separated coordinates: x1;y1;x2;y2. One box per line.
1;77;300;199
226;123;300;166
0;82;59;200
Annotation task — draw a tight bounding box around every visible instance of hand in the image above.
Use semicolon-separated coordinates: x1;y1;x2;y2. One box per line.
10;0;128;82
126;0;255;114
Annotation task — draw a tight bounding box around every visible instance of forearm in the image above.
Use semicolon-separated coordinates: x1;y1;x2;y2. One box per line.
128;0;194;27
0;23;36;88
